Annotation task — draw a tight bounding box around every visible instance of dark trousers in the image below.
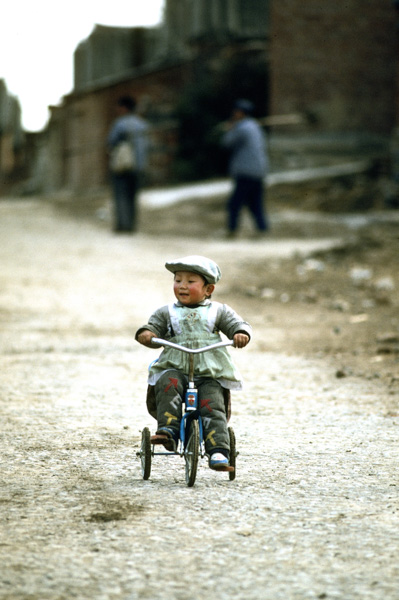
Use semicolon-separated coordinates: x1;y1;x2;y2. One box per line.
111;171;139;232
228;175;269;233
154;370;230;455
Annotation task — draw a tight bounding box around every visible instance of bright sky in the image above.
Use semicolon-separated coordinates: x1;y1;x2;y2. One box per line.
0;0;164;132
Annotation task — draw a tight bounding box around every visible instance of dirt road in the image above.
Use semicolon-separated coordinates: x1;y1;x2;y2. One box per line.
1;195;398;600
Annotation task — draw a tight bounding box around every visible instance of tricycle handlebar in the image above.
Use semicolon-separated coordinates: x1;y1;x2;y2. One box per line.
151;338;234;354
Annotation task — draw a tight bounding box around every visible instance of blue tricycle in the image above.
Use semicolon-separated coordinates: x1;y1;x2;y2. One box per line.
137;337;237;487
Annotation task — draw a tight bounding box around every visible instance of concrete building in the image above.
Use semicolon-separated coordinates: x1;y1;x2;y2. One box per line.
163;0;270;51
15;0;399;195
73;25;165;92
0;79;24;192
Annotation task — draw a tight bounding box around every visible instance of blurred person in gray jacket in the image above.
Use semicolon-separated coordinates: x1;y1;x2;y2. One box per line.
107;96;149;233
221;99;269;238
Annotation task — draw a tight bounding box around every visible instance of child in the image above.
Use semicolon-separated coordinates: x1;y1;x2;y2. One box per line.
135;255;251;471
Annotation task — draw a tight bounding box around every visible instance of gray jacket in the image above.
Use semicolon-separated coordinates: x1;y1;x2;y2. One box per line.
107;114;149;172
135;300;252;342
222;117;268;179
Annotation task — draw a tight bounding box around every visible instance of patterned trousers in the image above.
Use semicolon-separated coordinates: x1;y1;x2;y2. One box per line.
154;370;230;455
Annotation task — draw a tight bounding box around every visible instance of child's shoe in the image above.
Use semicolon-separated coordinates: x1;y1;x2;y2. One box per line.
209;452;234;472
151;428;177;452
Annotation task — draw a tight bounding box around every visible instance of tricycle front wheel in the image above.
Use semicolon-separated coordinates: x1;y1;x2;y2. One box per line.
184;420;199;487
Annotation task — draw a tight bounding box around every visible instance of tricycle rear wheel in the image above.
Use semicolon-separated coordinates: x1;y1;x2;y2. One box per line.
228;427;236;481
140;427;151;480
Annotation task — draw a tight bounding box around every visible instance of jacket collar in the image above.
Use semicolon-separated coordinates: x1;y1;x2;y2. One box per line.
175;299;211;308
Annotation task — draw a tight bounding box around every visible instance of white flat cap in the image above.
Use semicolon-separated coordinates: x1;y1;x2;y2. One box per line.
165;255;221;284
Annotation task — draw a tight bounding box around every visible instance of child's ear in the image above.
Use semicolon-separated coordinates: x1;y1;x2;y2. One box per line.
206;284;215;296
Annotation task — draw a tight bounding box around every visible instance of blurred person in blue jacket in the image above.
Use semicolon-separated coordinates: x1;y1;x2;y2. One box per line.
221;99;269;238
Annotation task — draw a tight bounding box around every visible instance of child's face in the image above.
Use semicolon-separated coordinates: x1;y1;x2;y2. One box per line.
173;271;214;306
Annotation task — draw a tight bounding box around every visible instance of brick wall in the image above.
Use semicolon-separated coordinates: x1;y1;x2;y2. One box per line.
270;0;397;133
49;61;192;192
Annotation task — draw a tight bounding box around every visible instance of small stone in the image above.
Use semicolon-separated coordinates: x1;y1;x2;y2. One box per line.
303;258;325;272
350;267;372;286
374;276;395;292
260;287;276;299
331;299;350;312
377;332;399;344
336;368;348;378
